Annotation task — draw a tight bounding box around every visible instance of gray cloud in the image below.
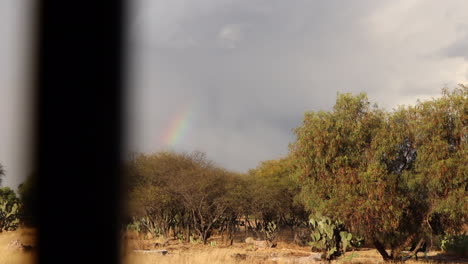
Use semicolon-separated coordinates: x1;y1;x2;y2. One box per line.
125;0;468;172
0;0;34;189
442;31;468;60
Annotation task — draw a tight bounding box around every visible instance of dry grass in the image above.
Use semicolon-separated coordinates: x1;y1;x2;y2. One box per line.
123;248;468;264
121;233;468;264
2;228;467;263
0;228;37;264
121;233;315;264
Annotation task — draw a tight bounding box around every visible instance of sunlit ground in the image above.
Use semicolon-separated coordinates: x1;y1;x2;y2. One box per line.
0;228;36;264
1;228;465;264
121;231;468;264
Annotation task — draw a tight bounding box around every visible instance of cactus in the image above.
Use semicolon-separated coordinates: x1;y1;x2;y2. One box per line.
0;200;20;232
265;222;277;242
308;214;354;260
264;222;278;247
339;231;353;253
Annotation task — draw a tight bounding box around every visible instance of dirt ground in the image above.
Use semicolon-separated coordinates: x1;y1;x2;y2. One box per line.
1;229;466;264
121;232;468;264
0;228;37;264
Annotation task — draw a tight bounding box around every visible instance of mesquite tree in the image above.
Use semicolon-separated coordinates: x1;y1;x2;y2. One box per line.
290;86;467;261
248;158;308;231
125;151;246;244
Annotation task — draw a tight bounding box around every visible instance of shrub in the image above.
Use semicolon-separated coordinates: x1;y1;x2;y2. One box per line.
441;234;468;257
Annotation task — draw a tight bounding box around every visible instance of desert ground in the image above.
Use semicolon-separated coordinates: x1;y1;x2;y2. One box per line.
121;231;468;264
0;228;36;264
0;229;466;264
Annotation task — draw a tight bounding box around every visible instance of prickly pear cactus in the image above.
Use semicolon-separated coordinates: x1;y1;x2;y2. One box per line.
308;214;353;260
264;222;278;245
339;231;353;253
0;200;20;231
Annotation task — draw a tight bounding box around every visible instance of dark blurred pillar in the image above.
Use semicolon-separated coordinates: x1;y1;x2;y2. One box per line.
35;1;125;263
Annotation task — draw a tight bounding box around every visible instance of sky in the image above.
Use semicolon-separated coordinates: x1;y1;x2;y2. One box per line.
0;0;34;189
125;0;468;173
0;1;467;188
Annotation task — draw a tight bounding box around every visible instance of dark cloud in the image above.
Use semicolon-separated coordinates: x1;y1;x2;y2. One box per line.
125;0;468;172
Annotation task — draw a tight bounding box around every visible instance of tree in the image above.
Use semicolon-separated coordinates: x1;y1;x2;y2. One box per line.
215;172;251;245
125;150;241;244
290;87;467;261
408;86;467;236
18;172;38;226
125;151;194;238
248;157;308;232
170;163;233;244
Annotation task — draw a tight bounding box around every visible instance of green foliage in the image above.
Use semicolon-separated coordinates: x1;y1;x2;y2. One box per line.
0;201;20;231
126;218;142;232
189;235;202;244
291;86;468;260
127;216;162;237
440;233;468;257
308;214;353;260
125;151;250;244
248;157;309;229
124;150;311;247
176;233;185;242
0;187;21;232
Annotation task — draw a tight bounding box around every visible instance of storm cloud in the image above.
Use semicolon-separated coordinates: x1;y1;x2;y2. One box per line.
125;0;468;173
2;1;467;189
0;0;34;188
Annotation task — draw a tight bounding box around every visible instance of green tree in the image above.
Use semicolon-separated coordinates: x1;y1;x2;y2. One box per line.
218;173;251;245
290;87;467;261
248;157;308;241
125;151;241;244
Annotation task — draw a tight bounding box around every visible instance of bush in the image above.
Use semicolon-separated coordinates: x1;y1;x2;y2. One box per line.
441;234;468;257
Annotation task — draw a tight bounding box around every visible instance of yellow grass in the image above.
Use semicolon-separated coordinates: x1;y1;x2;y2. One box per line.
121;232;468;264
0;228;37;264
123;247;468;264
2;229;466;264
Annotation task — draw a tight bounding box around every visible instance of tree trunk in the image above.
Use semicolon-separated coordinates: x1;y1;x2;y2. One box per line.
390;233;416;259
185;224;190;243
373;239;392;261
202;230;209;245
407;239;425;259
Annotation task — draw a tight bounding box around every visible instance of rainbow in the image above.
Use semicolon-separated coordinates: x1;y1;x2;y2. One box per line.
162;107;192;147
